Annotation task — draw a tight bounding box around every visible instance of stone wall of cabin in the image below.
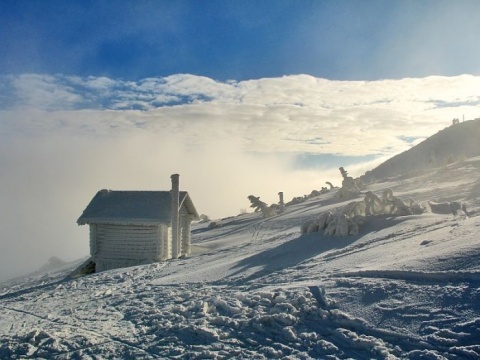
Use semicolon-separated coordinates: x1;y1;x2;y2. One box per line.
91;224;167;272
87;205;194;272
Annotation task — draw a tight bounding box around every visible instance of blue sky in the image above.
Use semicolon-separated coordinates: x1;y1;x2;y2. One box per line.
1;0;479;81
1;1;480;280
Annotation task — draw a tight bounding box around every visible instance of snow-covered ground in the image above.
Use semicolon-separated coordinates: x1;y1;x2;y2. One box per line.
1;156;480;359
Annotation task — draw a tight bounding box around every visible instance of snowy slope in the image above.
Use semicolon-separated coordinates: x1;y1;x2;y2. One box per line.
362;118;480;182
1;156;480;359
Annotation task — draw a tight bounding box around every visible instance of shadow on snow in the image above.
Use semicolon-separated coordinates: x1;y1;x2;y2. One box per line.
227;232;359;283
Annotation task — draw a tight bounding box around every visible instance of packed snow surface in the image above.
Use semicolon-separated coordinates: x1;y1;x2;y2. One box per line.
1;156;480;359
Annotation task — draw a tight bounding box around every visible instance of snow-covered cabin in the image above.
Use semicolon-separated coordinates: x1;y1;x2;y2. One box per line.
77;174;199;272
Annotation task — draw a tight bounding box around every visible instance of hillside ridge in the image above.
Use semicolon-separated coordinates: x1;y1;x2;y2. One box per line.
362;118;480;182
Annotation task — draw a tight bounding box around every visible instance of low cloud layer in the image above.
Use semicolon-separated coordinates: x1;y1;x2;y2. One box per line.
3;74;480;156
1;74;479;281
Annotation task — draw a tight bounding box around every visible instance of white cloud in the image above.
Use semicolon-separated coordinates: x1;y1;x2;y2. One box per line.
2;73;479;169
10;74;86;110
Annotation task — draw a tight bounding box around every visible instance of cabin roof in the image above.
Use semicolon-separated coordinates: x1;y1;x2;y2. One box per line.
77;190;199;226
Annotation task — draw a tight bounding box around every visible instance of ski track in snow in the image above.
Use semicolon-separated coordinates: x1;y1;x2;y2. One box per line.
1;159;480;359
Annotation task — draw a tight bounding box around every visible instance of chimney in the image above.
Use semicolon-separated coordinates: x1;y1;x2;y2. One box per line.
278;192;284;207
171;174;180;259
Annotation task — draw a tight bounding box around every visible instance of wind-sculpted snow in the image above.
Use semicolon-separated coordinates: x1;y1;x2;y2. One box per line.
0;277;404;359
328;274;480;359
1;157;480;358
2;271;479;359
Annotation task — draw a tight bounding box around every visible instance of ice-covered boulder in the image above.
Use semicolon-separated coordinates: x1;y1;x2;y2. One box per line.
427;201;468;216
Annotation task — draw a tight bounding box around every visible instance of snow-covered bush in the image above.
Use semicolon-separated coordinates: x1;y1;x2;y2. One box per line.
248;195;276;218
301;212;365;237
208;221;222;229
335;167;365;200
302;189;424;237
199;214;210;223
